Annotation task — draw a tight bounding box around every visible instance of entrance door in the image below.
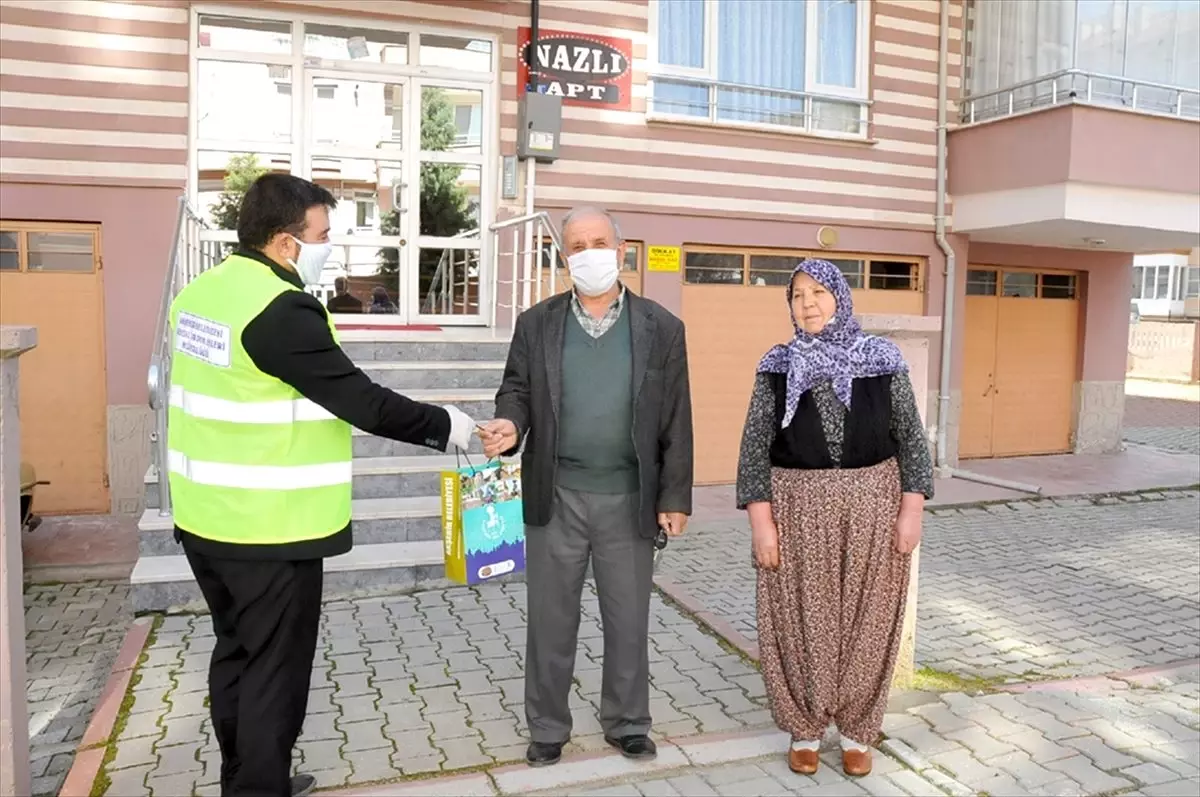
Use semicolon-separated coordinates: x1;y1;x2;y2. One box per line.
961;267;1081;459
0;223;109;513
409;78;488;325
304;70;411;322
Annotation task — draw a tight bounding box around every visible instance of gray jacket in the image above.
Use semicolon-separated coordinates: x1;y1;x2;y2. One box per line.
493;291;694;537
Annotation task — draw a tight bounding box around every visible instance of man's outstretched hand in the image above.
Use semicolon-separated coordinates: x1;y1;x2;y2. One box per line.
478;418;519;459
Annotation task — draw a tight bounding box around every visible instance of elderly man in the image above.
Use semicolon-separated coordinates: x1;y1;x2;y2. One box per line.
480;206;694;767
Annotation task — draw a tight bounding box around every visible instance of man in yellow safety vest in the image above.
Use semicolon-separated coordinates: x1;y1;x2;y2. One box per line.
167;173;475;796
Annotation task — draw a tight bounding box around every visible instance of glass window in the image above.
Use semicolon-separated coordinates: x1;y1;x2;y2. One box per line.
421;87;483;155
748;254;798;286
419;247;481;315
653;0;868;136
622;243;641;272
309;78;405;153
684;251;744;284
966;269;998;296
196;151;293;230
197;62;292;144
418;162;481;238
0;230;18;271
304;24;408;64
966;0;1200;121
830;258;864;289
27;232;94;273
197;15;291;54
1040;273;1078;299
1155;265;1171;299
420;35;492;72
1187;266;1200;299
1002;271;1037;298
1132;265;1144;297
869;260;916;290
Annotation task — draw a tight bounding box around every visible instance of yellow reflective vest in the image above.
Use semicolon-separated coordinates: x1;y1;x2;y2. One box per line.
166;253;352;545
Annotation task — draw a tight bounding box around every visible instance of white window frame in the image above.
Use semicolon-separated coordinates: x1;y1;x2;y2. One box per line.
647;0;872;138
188;4;500;325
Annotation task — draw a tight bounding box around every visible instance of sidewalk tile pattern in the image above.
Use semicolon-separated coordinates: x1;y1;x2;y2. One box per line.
100;582;775;796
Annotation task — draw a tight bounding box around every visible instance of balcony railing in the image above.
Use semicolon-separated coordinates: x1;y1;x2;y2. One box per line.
961;69;1200;125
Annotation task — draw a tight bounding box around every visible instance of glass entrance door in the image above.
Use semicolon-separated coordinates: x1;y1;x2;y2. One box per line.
303;70;412;322
408;79;487;325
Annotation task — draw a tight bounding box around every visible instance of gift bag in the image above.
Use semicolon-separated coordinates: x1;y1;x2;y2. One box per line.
442;458;525;585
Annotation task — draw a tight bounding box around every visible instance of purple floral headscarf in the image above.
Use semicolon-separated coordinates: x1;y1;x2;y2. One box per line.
757;258;908;427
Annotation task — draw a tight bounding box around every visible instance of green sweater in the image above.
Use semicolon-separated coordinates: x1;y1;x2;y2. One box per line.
556;305;639;494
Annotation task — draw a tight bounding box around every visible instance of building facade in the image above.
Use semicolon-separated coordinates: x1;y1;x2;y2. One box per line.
1;0;1197;512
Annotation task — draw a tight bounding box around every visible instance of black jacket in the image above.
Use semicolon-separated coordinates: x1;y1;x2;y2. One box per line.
494;291;694;537
176;249;451;561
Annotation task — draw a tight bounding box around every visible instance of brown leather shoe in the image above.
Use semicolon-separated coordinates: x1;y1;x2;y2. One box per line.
788;747;819;774
842;748;872;776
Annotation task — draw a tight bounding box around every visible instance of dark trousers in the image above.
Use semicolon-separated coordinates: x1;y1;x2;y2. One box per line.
184;548;323;797
524;485;656;743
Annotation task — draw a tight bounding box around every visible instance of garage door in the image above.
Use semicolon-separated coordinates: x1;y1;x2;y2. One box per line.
681;248;926;485
960;267;1080;459
0;223;109;513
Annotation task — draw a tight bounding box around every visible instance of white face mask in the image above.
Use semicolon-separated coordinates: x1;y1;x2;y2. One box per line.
567;248;620;297
288;236;333;286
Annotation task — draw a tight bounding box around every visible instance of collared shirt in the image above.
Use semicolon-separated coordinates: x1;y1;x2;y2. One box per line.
570;284;626;339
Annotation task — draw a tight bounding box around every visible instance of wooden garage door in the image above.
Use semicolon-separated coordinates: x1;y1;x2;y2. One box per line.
961;267;1080;459
681;248;926;485
0;223;109;513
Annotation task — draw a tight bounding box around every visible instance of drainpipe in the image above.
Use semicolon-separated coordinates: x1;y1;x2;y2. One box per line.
932;0;1042;496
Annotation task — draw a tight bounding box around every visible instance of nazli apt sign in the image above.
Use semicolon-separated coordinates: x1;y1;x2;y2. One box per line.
518;27;633;111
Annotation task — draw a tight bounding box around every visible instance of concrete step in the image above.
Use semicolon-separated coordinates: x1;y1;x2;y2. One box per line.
361;360;505;390
341;338;510;363
129;540;473;614
352;427;486;458
138;495;444;555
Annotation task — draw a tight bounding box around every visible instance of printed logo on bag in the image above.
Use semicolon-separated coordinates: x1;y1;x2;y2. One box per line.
517;27;633;110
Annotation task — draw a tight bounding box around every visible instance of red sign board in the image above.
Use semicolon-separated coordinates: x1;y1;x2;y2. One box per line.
517;26;633;111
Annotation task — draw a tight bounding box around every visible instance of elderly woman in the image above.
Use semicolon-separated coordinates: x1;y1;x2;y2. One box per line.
736;259;933;777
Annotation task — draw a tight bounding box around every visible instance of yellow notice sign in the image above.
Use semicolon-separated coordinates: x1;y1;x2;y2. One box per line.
646;245;681;273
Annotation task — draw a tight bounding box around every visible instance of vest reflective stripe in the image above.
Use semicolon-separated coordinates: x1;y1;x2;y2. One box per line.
167;450;352;490
169;384;336;424
167;253;352;545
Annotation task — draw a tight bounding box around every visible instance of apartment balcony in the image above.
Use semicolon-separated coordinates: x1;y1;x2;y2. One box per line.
948;71;1200;253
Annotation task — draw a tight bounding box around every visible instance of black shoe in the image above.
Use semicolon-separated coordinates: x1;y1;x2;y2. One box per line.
291;774;316;797
605;734;657;760
526;741;564;767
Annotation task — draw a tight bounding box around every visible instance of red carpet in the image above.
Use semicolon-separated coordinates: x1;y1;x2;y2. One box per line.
335;324;442;332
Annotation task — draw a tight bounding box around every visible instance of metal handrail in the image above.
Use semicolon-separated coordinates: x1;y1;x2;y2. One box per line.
147;196;218;516
960;68;1200;124
487;212;565;329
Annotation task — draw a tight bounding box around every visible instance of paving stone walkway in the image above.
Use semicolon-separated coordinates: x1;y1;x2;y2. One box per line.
24;580;130;797
101;582;778;796
1123;395;1200;455
655;491;1200;682
881;663;1200;797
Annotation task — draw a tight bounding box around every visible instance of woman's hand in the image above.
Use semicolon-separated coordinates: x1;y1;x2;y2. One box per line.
894;493;924;554
746;502;780;570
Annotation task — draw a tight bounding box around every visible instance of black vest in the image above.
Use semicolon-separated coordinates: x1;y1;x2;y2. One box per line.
767;374;898;470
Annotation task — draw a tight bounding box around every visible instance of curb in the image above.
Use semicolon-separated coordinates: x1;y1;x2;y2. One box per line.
58;616;155;797
653;574;761;662
323;727;790;796
879;739;974;797
998;657;1200;694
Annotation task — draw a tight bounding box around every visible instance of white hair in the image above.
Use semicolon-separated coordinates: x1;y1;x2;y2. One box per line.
561;206;623;243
